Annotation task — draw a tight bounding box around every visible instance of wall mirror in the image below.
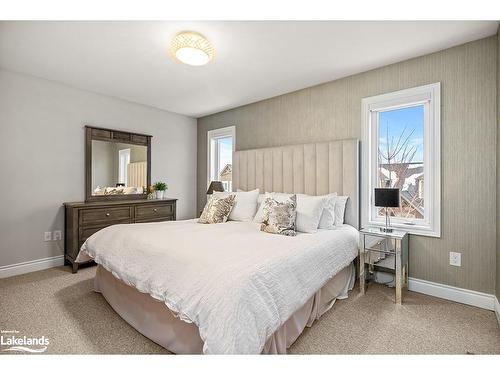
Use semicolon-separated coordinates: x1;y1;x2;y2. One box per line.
85;125;151;202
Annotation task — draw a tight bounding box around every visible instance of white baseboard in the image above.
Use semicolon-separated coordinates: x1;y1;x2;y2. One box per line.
494;297;500;326
408;277;495;311
0;255;65;279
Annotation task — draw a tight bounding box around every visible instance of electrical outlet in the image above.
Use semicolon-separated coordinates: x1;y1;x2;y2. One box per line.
53;230;62;241
44;231;52;242
449;251;461;267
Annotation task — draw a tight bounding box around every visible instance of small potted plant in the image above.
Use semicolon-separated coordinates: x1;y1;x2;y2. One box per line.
153;181;168;199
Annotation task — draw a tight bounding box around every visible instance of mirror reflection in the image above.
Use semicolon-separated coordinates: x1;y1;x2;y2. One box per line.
91;140;148;195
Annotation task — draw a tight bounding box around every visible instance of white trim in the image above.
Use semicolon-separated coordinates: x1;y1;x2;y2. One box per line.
118;148;130;185
361;83;441;237
206;125;235;189
408;277;495;311
494;297;500;327
0;255;65;279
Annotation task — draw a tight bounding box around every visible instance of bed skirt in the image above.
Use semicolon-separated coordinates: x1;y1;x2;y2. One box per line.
94;263;355;354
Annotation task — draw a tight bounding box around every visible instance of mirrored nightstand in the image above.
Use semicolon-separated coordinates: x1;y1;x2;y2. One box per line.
359;227;409;304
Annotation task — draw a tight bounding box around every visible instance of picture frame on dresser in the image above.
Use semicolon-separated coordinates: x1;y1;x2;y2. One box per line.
63;125;177;273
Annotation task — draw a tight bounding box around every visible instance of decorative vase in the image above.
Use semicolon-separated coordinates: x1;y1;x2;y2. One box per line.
155;190;164;199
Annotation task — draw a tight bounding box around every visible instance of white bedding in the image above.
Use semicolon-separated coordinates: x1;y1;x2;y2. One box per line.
77;219;359;354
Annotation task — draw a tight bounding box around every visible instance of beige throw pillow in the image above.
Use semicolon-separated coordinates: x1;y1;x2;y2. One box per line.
260;194;297;236
198;195;236;224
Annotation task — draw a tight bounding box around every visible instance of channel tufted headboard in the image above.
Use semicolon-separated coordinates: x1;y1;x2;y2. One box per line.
232;139;360;229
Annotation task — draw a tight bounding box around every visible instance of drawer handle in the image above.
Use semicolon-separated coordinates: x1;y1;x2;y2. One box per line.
105;213;110;217
153;208;158;212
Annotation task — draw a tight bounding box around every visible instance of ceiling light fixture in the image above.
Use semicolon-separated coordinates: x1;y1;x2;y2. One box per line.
170;31;214;66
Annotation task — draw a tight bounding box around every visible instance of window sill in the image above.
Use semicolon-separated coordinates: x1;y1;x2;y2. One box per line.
366;220;440;238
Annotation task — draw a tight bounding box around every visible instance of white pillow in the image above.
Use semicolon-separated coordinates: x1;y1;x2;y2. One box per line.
254;192;325;233
253;194;268;223
213;189;259;221
238;189;266;203
318;193;338;229
334;195;349;226
295;194;327;233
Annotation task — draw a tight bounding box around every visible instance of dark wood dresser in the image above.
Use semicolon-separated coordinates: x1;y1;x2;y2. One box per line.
63;198;177;273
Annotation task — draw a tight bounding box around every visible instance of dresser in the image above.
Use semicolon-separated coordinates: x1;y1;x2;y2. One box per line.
64;198;177;273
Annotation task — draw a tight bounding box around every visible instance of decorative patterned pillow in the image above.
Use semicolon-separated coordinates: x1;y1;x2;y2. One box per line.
260;194;297;236
198;194;236;224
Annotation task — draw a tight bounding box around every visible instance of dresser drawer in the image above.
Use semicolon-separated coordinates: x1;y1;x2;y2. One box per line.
79;220;131;243
79;220;132;241
80;207;132;225
135;204;174;220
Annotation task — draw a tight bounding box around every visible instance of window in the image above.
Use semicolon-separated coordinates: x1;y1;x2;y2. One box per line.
361;83;441;237
207;126;235;192
118;148;130;186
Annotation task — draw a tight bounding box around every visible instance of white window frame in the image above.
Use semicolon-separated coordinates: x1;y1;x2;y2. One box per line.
118;148;130;186
207;126;235;191
361;83;441;237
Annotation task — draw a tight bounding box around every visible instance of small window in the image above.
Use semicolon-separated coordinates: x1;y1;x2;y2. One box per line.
207;126;235;192
361;83;441;237
118;148;130;186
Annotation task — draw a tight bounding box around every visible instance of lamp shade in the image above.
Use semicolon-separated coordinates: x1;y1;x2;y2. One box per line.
374;188;400;208
206;181;224;195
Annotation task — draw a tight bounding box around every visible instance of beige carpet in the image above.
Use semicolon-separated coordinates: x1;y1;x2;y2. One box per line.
1;265;499;354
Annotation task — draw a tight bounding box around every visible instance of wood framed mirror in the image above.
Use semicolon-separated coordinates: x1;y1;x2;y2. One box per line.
85;125;152;202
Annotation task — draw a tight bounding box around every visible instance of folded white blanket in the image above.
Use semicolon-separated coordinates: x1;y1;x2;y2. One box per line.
77;219;358;354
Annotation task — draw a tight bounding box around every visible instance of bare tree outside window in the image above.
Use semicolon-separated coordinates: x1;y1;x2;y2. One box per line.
377;105;424;219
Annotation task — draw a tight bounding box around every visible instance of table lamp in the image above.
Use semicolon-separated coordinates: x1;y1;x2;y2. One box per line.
374;188;400;233
206;181;224;195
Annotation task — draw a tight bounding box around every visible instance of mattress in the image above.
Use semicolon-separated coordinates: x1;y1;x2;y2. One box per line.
78;219;359;354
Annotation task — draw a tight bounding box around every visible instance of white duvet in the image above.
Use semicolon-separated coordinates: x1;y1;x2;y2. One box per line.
77;219;358;354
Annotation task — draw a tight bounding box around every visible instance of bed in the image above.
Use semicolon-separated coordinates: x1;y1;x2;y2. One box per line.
77;139;360;354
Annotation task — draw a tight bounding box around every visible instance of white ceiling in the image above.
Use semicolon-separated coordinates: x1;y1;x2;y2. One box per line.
0;21;497;118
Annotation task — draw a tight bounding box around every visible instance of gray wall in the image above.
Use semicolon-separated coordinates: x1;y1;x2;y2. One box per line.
497;27;500;301
198;36;497;294
0;69;197;267
91;140;115;188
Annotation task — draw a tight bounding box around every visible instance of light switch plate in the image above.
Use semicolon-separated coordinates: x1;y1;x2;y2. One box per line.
449;251;461;267
53;230;62;241
44;232;52;242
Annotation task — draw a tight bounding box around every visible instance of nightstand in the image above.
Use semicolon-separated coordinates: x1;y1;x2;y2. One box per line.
359;227;409;304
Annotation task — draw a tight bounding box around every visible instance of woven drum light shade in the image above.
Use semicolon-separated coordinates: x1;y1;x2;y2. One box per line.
170;31;214;66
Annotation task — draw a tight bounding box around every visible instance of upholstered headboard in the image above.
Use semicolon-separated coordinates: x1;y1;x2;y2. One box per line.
233;139;360;229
